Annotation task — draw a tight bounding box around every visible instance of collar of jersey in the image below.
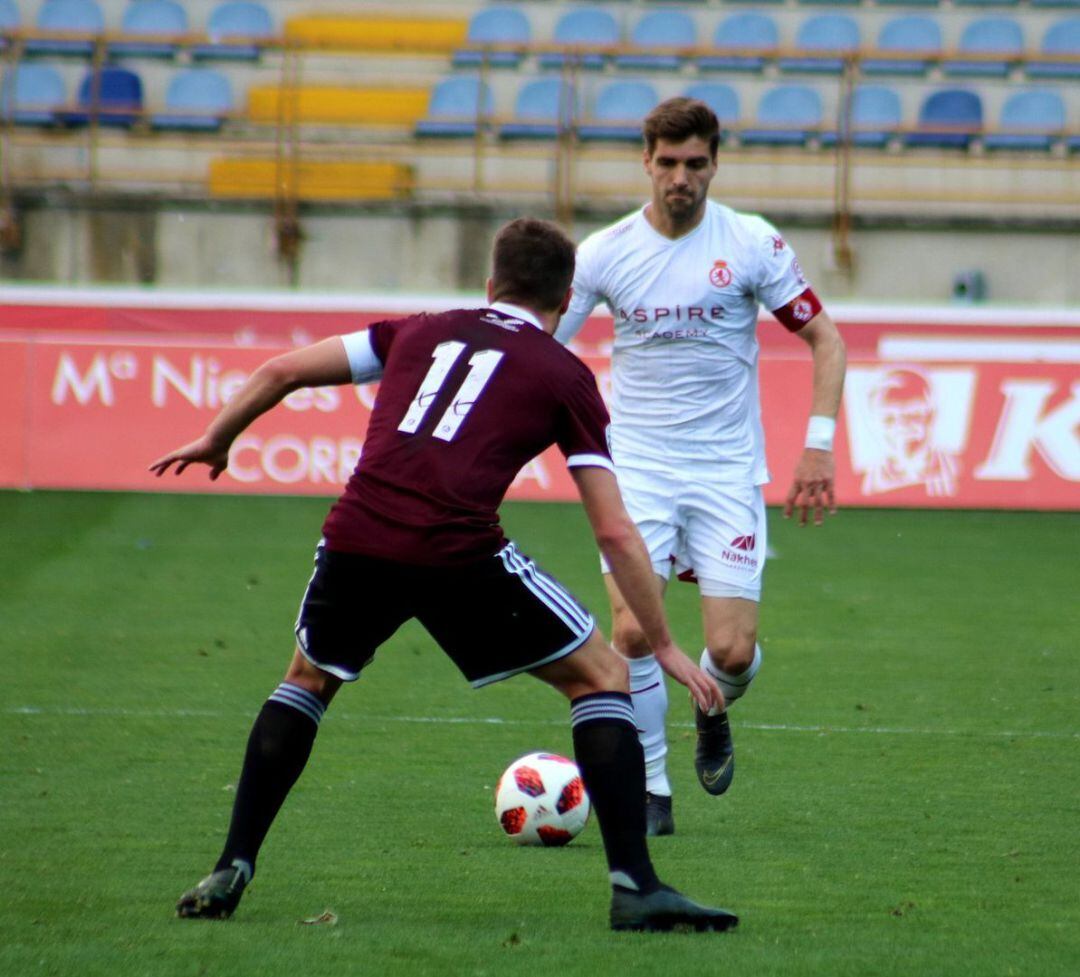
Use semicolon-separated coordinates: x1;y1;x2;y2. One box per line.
488;301;544;331
638;201;711;246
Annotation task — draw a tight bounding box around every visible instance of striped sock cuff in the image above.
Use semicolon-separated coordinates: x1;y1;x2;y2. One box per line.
570;691;635;729
267;682;326;727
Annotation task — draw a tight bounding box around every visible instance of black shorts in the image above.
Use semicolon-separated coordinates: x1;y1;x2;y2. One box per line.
294;540;596;687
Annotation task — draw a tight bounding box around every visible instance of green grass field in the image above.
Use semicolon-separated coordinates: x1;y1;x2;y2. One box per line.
2;490;1078;977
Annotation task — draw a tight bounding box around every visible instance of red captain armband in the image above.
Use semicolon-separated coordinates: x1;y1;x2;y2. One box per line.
771;288;822;332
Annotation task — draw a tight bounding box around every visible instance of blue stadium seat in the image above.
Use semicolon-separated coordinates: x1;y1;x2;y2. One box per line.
453;7;530;69
26;0;105;56
699;14;778;73
191;2;274;61
415;77;494;137
0;63;66;125
876;0;939;5
906;89;982;148
1032;0;1080;7
683;82;739;133
779;15;860;74
955;0;1020;7
578;80;659;142
942;17;1023;77
1028;18;1080;78
821;85;903;148
741;85;822;146
540;8;618;70
0;0;20;50
500;78;575;139
615;10;697;71
62;66;144;127
151;68;233;131
862;16;942;76
983;89;1065;150
110;1;188;59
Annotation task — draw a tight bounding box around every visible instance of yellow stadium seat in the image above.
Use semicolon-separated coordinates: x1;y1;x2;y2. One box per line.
284;16;467;53
209;159;413;201
247;86;430;126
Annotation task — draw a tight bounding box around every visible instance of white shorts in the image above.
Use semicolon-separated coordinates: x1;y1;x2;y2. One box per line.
601;465;767;601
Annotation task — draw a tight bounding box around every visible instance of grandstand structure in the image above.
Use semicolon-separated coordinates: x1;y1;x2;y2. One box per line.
0;0;1077;299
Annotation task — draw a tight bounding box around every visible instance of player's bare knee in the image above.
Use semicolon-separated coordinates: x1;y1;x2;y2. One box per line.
707;632;758;675
284;651;341;703
611;613;651;660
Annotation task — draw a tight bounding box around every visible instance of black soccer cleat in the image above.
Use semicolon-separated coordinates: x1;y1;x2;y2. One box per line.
610;884;739;933
694;705;735;796
176;863;250;919
645;792;675;837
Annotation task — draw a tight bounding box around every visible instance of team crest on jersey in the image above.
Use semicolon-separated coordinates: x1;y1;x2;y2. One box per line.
771;235;786;255
709;260;732;288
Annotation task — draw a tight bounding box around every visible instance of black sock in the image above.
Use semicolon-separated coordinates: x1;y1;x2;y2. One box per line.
214;683;327;877
570;692;660;894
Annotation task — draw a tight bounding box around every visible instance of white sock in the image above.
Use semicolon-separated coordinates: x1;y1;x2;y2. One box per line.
700;644;762;717
627;655;670;795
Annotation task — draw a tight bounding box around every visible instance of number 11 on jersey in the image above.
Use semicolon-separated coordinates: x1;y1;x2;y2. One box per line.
398;341;506;442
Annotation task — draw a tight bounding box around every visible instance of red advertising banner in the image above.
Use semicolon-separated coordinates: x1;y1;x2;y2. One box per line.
1;290;1077;509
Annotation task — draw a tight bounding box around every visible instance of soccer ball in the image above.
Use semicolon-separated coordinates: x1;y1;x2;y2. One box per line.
494;752;590;846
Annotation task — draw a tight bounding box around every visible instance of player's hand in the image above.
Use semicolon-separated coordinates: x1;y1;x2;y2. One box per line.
652;642;724;714
783;447;836;527
149;434;230;481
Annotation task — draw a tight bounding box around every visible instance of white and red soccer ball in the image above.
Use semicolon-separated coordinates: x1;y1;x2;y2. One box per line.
494;752;590;846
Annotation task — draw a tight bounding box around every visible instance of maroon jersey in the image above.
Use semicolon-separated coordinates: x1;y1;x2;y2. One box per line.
322;307;612;565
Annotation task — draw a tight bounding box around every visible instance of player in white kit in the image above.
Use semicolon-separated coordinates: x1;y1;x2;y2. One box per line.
555;98;847;835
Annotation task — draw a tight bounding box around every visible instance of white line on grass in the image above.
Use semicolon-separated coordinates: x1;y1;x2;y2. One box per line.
7;705;1078;740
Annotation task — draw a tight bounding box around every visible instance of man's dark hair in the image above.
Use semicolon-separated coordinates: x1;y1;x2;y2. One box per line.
643;97;720;158
490;217;576;312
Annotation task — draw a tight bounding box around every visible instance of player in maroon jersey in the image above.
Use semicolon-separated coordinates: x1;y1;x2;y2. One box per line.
150;218;737;933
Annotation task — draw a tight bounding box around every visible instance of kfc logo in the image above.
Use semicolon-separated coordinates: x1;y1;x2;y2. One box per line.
771;235;785;256
844;366;976;498
709;260;732;288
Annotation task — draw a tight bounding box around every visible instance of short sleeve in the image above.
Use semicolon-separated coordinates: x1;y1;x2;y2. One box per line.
554;236;604;345
556;367;615;473
750;219;812;314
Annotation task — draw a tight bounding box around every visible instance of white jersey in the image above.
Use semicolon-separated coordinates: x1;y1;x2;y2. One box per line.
556;200;811;484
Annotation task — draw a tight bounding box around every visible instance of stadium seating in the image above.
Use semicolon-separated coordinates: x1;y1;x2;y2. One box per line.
26;0;105;57
779;15;860;74
0;0;19;49
741;85;823;146
862;16;942;76
821;85;903;148
0;63;66;125
453;7;530;68
983;88;1065;150
577;80;659;141
539;7;618;70
1027;17;1080;78
110;1;188;59
500;78;575;139
191;2;274;61
415;76;493;137
151;68;233;132
699;14;778;73
62;66;144;127
682;82;740;134
906;88;983;147
942;17;1024;77
615;10;696;72
209;159;413;202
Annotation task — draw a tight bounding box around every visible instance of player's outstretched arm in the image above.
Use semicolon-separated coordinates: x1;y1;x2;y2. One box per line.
784;310;847;526
149;336;354;480
571;466;723;713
